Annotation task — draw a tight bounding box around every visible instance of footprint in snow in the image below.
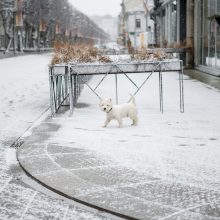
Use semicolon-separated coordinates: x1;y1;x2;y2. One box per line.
118;140;128;143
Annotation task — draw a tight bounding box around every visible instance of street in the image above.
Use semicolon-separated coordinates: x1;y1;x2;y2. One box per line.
0;54;110;219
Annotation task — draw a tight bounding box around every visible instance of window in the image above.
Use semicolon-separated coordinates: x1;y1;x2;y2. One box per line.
136;19;141;28
198;0;220;69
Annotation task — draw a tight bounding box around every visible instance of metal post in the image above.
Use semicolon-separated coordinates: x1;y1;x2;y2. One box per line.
159;64;164;113
77;75;80;100
57;75;62;107
115;74;118;104
68;66;74;116
74;75;77;106
64;66;68;104
179;60;184;113
49;66;55;115
55;76;58;109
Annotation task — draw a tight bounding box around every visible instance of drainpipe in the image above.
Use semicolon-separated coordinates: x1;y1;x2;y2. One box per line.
186;0;194;67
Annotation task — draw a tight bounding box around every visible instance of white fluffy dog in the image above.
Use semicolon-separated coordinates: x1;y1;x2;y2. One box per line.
100;96;138;128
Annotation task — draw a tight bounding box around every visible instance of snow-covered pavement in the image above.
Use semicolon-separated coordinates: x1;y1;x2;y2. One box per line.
17;70;220;219
0;54;50;145
0;54;110;219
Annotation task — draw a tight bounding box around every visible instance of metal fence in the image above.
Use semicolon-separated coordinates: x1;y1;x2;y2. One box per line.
49;59;184;116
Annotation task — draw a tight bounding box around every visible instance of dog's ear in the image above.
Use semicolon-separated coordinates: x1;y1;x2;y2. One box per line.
108;98;112;102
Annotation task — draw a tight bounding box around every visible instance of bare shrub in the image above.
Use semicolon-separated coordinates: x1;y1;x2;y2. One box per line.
51;42;111;64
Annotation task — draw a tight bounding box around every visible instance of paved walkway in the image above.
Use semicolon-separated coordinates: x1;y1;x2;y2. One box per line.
0;49;52;59
17;71;220;219
0;54;108;220
184;69;220;90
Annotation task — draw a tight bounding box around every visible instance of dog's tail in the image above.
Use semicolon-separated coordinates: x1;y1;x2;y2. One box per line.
129;93;136;105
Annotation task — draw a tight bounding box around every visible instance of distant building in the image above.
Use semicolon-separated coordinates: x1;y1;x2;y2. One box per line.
118;0;154;49
151;0;220;76
91;15;118;42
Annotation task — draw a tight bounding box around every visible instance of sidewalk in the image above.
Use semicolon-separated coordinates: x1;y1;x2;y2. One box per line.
0;49;52;60
17;71;220;219
184;69;220;90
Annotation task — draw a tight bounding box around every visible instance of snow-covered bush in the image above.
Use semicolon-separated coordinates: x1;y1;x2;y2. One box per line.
51;42;111;65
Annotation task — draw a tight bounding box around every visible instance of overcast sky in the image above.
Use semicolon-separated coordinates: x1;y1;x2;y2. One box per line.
69;0;122;17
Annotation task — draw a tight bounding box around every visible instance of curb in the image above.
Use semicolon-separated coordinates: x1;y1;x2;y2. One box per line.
15;108;139;220
17;156;139;220
0;50;53;60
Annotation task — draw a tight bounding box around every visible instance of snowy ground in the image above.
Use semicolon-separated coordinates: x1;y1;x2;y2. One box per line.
0;54;50;145
0;54;110;219
17;70;220;219
54;72;220;192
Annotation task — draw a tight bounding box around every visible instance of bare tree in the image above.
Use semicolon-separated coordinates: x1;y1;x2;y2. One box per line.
0;0;14;52
0;0;109;52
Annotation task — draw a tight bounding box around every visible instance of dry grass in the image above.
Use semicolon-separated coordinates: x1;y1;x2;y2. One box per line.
132;47;151;60
131;47;170;61
51;42;111;65
153;49;169;60
168;40;186;49
51;42;174;65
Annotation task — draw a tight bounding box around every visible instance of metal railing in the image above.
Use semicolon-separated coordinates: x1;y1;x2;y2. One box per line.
49;59;184;116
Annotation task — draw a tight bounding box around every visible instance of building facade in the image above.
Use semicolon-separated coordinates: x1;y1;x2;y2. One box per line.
194;0;220;76
91;15;118;42
118;0;154;49
152;0;220;76
152;0;186;47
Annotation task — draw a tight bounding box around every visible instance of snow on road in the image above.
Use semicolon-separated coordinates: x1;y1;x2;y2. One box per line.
0;54;108;219
1;54;220;219
44;71;220;218
0;54;50;146
52;72;220;191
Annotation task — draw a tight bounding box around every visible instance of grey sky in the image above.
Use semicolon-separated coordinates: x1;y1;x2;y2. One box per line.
68;0;122;17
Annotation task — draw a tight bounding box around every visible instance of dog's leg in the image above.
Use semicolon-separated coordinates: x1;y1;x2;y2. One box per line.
102;118;111;128
117;118;123;128
131;116;138;126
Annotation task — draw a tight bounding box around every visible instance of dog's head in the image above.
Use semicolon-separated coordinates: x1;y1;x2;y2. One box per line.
99;98;112;113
